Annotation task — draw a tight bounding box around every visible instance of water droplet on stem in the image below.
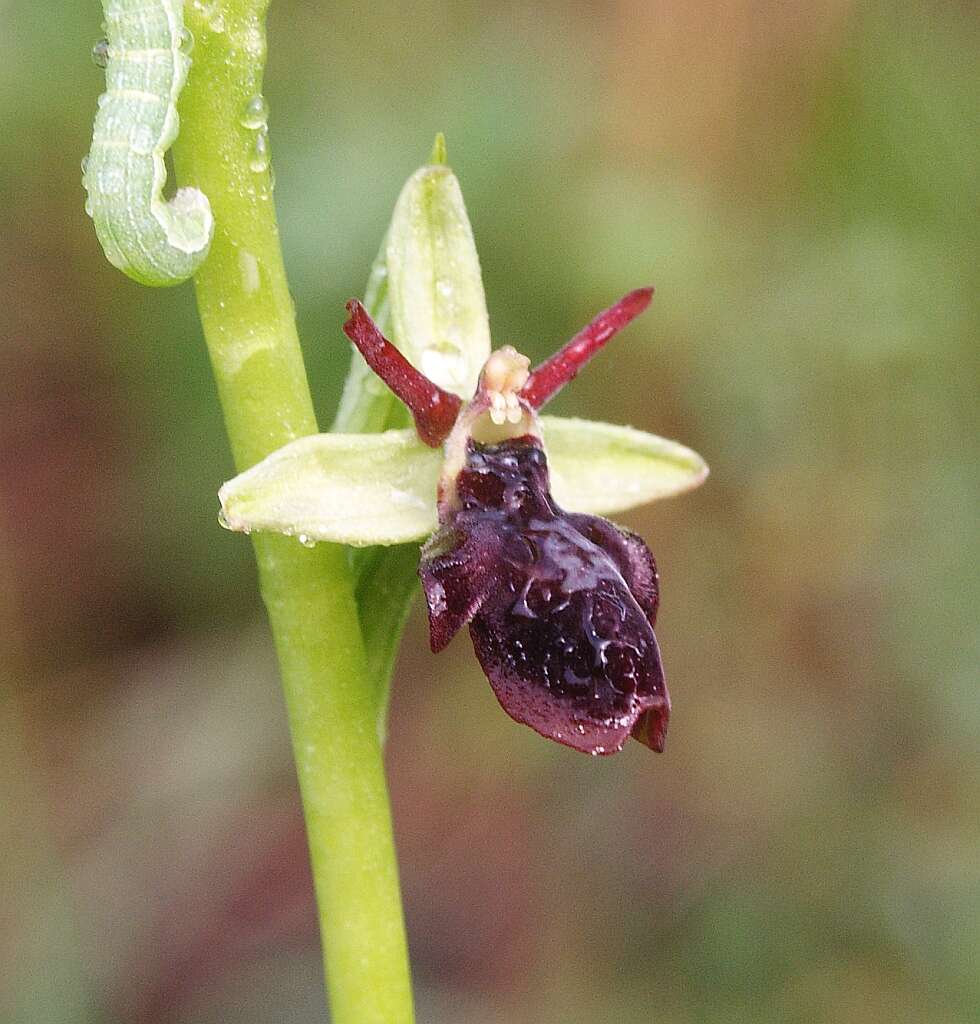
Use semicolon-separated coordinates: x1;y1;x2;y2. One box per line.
240;95;269;130
249;129;270;173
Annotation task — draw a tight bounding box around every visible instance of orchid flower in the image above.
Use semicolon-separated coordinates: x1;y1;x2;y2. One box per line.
219;144;707;755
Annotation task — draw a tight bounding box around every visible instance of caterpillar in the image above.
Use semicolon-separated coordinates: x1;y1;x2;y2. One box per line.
83;0;213;287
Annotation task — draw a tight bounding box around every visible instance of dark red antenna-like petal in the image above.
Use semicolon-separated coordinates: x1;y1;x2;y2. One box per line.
343;300;462;446
520;287;654;409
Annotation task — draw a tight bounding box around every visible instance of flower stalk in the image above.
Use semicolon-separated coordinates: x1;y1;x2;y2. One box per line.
171;3;413;1021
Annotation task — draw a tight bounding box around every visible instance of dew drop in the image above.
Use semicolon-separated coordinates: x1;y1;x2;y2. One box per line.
435;277;453;298
420;341;464;389
297;533;317;548
178;27;194;55
217;509;231;529
240;95;269;130
80;154;89;178
91;39;109;69
194;0;225;33
249;129;270;173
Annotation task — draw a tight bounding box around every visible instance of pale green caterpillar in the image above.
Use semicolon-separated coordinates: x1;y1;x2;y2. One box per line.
83;0;213;286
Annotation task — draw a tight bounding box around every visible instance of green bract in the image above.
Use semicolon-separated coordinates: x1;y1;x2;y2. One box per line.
219;417;707;546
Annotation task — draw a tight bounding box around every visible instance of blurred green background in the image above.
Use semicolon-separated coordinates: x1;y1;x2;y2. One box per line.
1;1;977;1022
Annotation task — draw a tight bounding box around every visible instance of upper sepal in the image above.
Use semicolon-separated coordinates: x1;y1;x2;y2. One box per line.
385;156;491;397
333;140;491;434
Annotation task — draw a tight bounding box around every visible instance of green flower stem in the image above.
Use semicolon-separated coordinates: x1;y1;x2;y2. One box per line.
172;4;413;1021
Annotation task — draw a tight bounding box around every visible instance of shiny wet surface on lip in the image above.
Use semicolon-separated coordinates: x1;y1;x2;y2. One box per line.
420;436;669;754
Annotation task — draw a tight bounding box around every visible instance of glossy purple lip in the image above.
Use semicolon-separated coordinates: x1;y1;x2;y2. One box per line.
419;436;669;755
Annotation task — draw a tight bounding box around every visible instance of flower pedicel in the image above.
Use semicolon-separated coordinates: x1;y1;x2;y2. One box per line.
342;290;670;755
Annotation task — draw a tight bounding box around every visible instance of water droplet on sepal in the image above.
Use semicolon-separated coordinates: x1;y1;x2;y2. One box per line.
91;39;109;68
193;1;226;33
420;342;465;391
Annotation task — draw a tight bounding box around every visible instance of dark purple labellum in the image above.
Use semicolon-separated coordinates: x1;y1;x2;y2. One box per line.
419;435;670;755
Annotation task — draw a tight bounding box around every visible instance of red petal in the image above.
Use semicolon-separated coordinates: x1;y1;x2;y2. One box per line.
568;515;659;627
342;300;461;446
520;288;654;409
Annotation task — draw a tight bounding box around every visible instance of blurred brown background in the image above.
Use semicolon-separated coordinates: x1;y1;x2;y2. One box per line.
1;1;977;1022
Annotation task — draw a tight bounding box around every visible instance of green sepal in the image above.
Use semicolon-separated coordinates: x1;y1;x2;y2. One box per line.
218;418;708;546
219;430;441;547
384;158;491;397
544;417;708;514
